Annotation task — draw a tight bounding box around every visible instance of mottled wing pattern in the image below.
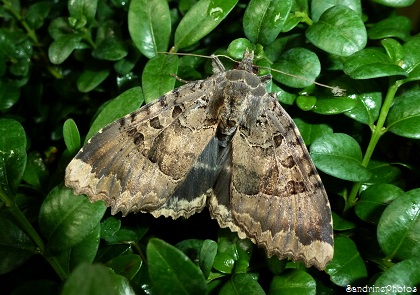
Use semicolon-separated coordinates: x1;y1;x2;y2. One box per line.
65;78;221;217
227;93;333;270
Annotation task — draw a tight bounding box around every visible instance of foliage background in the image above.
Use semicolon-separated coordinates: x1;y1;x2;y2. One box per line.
1;0;420;294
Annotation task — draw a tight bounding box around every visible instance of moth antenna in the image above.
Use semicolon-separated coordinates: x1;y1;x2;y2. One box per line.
256;65;346;96
158;52;346;96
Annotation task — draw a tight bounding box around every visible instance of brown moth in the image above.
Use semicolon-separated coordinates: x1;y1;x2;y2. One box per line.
65;50;333;270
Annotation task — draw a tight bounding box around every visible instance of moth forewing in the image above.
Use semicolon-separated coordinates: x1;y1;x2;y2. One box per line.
65;49;333;270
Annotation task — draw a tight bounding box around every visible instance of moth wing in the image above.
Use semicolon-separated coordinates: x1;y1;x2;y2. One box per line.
211;93;333;270
65;80;219;217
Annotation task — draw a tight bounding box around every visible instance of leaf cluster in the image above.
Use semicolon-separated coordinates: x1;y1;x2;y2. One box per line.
1;0;420;294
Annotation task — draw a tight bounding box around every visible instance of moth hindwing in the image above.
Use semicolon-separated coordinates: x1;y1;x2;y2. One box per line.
65;50;334;270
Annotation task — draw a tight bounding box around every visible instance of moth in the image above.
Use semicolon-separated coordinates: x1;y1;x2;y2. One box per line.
65;50;333;270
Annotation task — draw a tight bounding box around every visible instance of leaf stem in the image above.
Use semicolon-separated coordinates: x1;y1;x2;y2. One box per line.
344;81;401;212
3;191;69;280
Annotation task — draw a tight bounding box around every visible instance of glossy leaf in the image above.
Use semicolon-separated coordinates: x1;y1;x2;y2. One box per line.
355;184;404;224
22;152;49;189
50;224;101;276
377;189;420;260
0;80;20;111
268;270;316;295
332;212;356;231
310;0;362;22
344;91;382;125
176;239;218;279
368;16;412;41
38;185;106;252
147;238;207;294
0;119;27;200
367;160;402;185
61;263;135;295
128;0;171;58
174;0;238;50
220;273;265;295
310;133;371;182
325;236;367;286
312;96;357;115
243;0;292;45
142;54;178;103
85;87;144;142
386;89;420;139
107;254;142;279
402;36;420;80
272;48;320;88
48;34;82;64
344;48;407;79
0;211;36;274
77;68;110;93
372;259;420;292
293;118;333;145
371;0;415;8
63;119;81;154
68;0;98;25
306;5;367;56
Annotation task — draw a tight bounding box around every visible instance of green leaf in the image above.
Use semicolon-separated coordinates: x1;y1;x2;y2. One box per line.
332;212;356;231
344;48;407;79
68;0;98;25
147;238;207;294
382;38;405;64
355;184;404;224
26;2;51;30
243;0;292;45
76;68;110;93
107;254;142;280
0;80;20;111
219;273;265;295
22;152;49;189
61;263;135;295
0;119;27;200
312;96;357;115
220;273;265;295
268;270;316;295
306;5;367;56
367;160;402;185
371;0;415;8
310;0;362;22
51;224;101;276
213;229;253;274
386;89;420;139
92;38;128;61
343;88;382;125
377;188;420;261
174;0;238;50
63;119;81;154
293;118;333;145
48;34;83;64
0;210;36;274
272;48;320;88
227;38;254;60
282;1;308;32
325;236;367;286
372;259;420;293
176;239;218;279
310;133;371;182
85;87;144;142
38;185;106;252
142;54;179;103
128;0;171;58
402;36;420;80
368;16;412;41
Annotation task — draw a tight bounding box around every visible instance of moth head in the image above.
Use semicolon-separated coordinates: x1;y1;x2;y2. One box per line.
236;48;256;73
